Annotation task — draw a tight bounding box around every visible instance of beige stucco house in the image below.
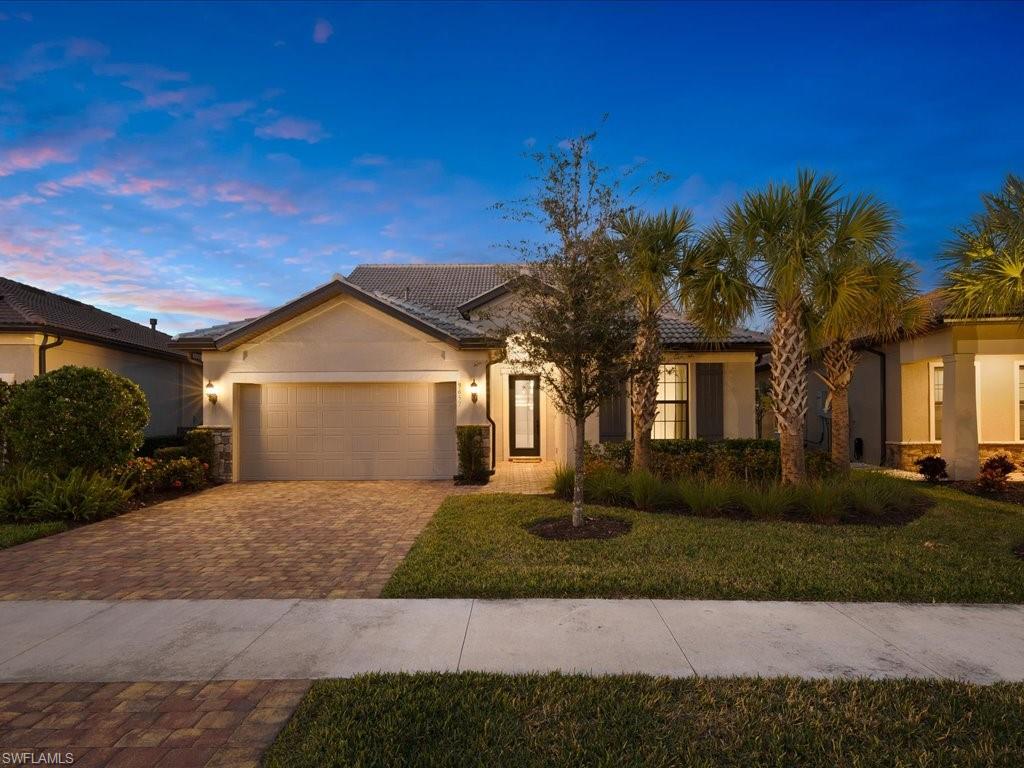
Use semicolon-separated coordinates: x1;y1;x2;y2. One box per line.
0;277;204;436
171;264;767;482
757;296;1024;480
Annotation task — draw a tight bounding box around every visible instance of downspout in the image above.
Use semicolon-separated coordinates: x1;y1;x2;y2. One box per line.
38;333;64;375
485;355;497;469
863;347;887;465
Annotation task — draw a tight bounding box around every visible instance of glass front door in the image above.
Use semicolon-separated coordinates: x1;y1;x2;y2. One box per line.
509;375;540;456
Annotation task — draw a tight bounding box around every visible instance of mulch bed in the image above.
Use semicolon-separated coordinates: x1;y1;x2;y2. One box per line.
949;481;1024;506
528;515;632;540
1014;542;1024;560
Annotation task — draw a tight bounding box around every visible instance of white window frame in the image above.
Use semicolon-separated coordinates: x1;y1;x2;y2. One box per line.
928;361;943;443
1015;360;1024;443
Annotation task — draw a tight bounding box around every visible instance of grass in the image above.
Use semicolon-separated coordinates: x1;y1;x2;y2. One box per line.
381;481;1024;602
265;673;1024;768
0;521;68;550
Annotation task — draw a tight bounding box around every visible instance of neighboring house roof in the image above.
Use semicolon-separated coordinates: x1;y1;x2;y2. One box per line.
0;277;197;363
173;263;768;351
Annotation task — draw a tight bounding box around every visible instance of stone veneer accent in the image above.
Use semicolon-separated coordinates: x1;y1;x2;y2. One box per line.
886;441;1024;471
885;442;941;471
194;425;232;482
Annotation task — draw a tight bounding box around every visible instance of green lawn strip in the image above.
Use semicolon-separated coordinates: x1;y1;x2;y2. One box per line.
265;673;1024;768
382;483;1024;602
0;521;68;550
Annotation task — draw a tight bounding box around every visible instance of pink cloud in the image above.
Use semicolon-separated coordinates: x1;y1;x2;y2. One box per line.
307;213;336;225
255;116;328;143
212;181;298;215
353;154;389;166
0;145;76;177
194;100;254;128
0;193;45;210
36;167;171;199
312;19;334;44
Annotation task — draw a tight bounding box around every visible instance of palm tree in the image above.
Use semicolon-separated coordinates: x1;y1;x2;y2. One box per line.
809;201;924;466
613;208;693;471
680;171;850;484
941;174;1024;319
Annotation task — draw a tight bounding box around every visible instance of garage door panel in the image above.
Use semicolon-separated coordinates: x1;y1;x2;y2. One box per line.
239;382;457;480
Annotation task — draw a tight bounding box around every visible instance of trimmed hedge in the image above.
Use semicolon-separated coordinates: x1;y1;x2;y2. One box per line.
587;439;835;484
153;446;189;461
184;428;216;469
3;366;149;475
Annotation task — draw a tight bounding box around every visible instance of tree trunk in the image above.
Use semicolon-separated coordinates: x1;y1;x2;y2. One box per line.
771;305;808;484
630;317;661;472
830;386;850;467
573;413;586;527
821;341;857;470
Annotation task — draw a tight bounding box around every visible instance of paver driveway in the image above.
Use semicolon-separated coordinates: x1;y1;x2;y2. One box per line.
0;481;457;600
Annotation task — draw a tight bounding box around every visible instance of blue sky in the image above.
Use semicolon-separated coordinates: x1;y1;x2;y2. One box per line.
1;1;1022;333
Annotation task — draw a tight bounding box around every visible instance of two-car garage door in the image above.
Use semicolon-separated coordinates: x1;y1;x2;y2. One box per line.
239;382;457;480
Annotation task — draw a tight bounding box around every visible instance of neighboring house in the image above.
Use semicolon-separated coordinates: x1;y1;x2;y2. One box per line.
171;264;768;482
756;293;1024;480
0;277;204;436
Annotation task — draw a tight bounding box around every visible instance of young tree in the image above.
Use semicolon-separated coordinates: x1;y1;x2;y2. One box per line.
680;171;848;484
497;133;638;526
941;174;1024;318
613;208;693;472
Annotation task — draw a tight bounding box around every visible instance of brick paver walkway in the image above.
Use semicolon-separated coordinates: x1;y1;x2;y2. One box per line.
483;461;554;495
0;679;309;768
0;481;456;600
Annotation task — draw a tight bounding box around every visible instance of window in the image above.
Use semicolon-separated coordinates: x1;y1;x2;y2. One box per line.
652;364;688;440
1019;364;1024;441
932;365;943;442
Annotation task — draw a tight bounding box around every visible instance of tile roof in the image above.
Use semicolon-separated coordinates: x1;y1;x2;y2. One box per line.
175;263;768;349
0;277;195;361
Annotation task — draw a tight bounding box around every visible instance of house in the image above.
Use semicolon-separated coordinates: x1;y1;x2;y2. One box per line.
757;294;1024;480
0;277;204;436
170;264;768;482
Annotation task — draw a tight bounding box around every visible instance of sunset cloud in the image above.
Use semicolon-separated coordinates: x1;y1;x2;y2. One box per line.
211;180;299;215
255;116;329;143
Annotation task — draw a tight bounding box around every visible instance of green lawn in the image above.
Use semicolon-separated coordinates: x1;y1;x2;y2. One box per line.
265;673;1024;768
0;522;67;550
382;482;1024;602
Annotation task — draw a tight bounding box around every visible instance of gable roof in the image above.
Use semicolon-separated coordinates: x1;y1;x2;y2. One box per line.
171;275;494;350
173;263;769;351
0;277;196;363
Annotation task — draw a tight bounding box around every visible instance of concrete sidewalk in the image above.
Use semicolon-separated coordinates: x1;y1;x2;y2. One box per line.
1;599;1022;684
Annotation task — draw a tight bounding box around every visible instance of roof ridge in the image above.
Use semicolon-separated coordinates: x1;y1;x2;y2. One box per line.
351;262;513;269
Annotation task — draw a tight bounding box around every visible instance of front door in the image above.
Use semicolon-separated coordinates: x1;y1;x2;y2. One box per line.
509;375;541;457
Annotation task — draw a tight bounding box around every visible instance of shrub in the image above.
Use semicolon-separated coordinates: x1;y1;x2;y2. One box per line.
915;455;948;483
628;470;680;512
109;457;161;496
153;446;189;461
0;467;51;522
976;454;1017;494
150;457;208;492
675;478;737;517
4;366;150;475
553;464;575;499
0;379;14;467
585;466;632;506
29;469;129;523
138;435;184;458
454;426;489;485
185;428;216;469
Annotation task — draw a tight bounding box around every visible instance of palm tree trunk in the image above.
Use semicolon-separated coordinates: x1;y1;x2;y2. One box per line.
630;317;661;472
822;341;857;469
573;412;586;527
771;305;808;484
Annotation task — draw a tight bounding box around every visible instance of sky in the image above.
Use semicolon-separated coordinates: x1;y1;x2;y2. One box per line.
1;1;1022;334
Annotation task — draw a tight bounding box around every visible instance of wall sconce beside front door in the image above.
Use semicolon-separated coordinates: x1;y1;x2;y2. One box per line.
205;380;218;404
469;378;479;404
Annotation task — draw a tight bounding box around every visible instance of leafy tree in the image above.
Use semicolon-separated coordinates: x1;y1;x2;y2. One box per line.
4;366;150;475
680;171;880;484
941;174;1024;319
809;199;923;467
497;132;639;526
613;208;693;472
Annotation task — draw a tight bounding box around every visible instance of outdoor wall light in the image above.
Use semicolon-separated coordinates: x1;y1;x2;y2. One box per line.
205;380;218;404
469;378;479;403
